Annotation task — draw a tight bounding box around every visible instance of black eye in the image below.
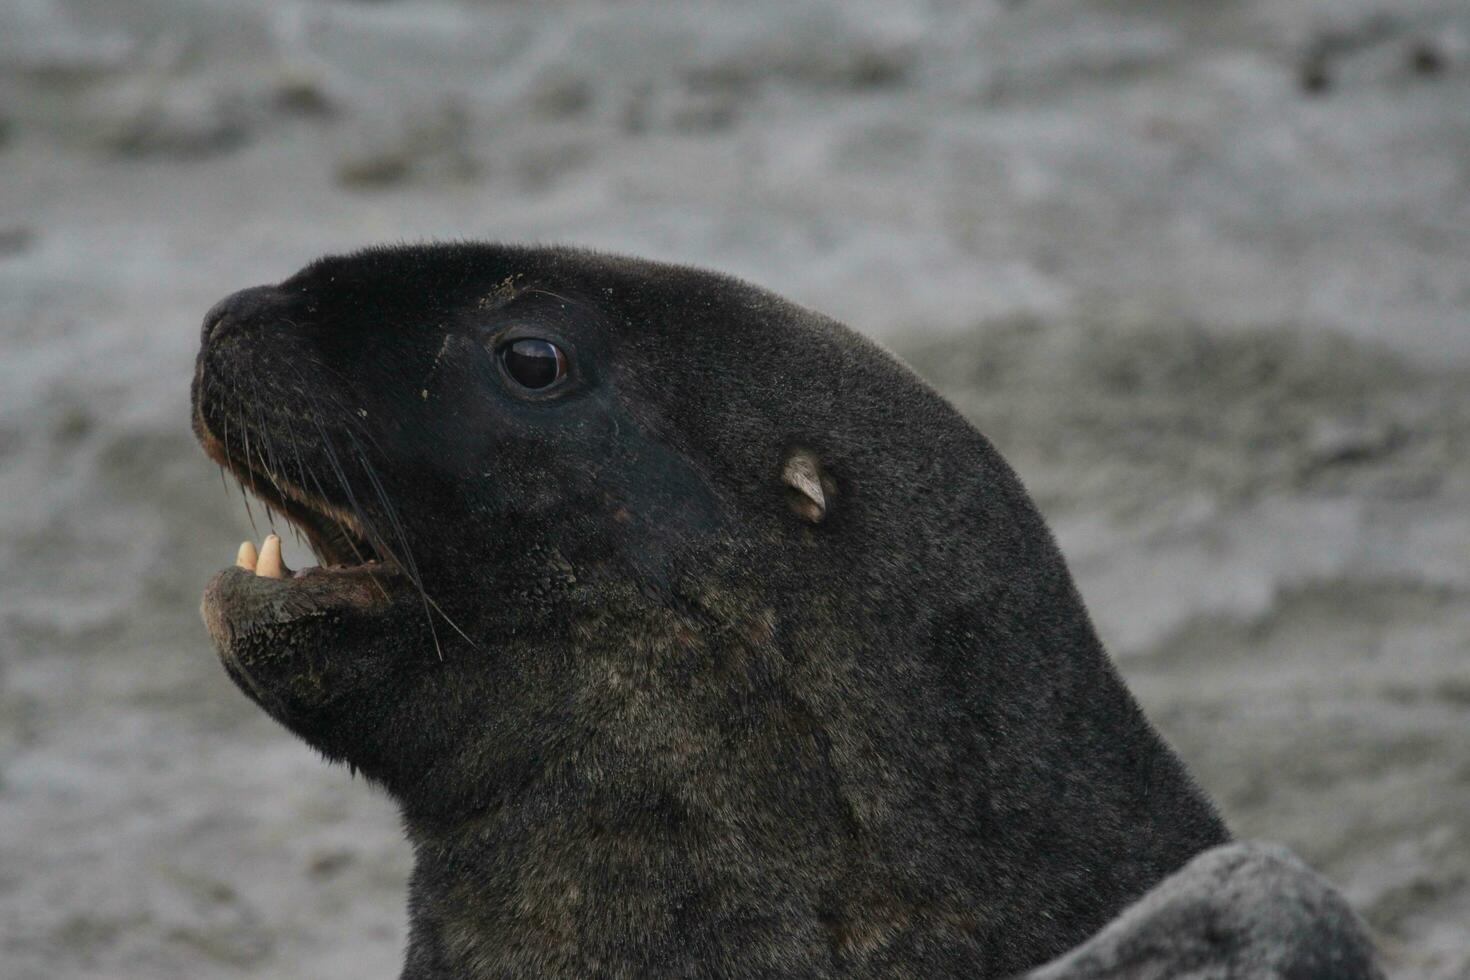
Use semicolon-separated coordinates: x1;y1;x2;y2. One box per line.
499;338;568;391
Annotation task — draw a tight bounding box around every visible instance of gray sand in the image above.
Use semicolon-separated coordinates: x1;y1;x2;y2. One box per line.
1;1;1467;977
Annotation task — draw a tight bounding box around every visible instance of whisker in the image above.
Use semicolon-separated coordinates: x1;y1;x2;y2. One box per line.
220;402;232;471
251;403;284;531
356;466;478;651
342;428;465;658
238;407;254;493
285;416;335;557
237;475;260;539
328;433;442;653
277;380;396;603
285;418;313;507
301;461;392;601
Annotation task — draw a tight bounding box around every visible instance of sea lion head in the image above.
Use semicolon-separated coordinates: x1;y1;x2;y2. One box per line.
194;245;796;792
194;245;1223;971
195;245;1002;785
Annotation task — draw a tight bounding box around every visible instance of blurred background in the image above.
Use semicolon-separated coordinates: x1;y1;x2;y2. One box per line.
2;0;1468;977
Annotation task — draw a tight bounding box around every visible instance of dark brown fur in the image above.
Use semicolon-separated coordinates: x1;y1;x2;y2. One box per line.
192;245;1228;979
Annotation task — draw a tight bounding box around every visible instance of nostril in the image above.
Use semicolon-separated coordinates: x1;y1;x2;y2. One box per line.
200;284;284;346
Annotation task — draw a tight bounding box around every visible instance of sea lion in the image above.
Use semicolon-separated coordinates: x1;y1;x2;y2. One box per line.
192;244;1228;979
1021;842;1385;980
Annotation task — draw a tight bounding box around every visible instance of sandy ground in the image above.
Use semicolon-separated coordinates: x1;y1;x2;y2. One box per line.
1;1;1468;977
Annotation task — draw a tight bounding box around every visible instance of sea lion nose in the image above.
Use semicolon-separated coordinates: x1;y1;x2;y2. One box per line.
201;284;286;346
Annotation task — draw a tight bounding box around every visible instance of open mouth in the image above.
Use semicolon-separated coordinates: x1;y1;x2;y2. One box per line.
195;409;403;588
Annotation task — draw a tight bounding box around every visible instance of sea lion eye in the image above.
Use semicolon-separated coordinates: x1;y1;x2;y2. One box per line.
499;338;568;391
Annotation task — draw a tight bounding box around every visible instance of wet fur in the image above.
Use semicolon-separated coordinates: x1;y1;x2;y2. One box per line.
192;244;1228;979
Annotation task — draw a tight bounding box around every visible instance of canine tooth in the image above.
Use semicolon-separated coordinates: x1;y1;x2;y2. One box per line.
257;534;287;579
235;540;258;571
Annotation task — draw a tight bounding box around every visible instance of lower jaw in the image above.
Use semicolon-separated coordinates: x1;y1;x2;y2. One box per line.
202;554;407;643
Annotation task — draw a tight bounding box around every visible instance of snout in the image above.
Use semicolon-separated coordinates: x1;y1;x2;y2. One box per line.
200;284;290;347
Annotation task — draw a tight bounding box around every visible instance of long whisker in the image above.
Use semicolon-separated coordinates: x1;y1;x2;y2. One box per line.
251;402;284;531
275;370;402;605
286;413;362;566
230;376;263;539
205;377;232;500
232;437;262;538
303;407;409;574
298;454;392;601
342;427;482;655
335;425;441;650
319;420;445;659
276;389;351;549
290;366;444;590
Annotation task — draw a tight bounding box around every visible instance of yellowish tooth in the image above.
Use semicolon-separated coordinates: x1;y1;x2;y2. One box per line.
236;540;258;571
257;534;286;579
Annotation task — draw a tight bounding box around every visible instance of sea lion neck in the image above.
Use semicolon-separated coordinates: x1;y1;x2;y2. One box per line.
388;561;1212;979
391;589;894;978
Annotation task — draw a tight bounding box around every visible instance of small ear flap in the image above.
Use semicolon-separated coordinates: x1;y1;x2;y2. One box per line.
782;449;834;524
